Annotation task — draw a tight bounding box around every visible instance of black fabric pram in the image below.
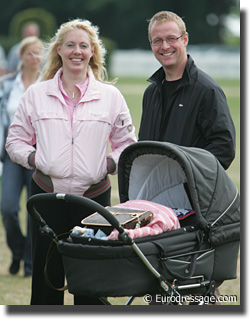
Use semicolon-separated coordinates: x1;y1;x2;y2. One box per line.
27;141;240;304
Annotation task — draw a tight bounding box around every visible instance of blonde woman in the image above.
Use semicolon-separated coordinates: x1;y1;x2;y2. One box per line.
0;36;43;278
6;19;136;305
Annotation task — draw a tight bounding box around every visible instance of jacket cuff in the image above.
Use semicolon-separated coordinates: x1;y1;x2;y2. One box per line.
28;151;36;168
107;158;116;174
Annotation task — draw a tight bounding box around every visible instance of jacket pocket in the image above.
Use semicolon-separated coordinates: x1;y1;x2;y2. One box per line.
34;109;68;121
78;111;111;125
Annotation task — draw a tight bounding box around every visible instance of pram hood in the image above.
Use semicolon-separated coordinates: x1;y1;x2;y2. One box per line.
118;141;240;232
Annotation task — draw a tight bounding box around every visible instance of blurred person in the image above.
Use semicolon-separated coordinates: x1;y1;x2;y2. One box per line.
7;21;40;73
139;11;235;170
0;36;43;277
0;44;7;75
6;19;137;305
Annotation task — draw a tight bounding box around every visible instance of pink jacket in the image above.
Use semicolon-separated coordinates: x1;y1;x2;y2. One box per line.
6;68;137;195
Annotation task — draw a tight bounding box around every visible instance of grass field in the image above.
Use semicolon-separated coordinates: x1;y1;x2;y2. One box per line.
0;77;240;306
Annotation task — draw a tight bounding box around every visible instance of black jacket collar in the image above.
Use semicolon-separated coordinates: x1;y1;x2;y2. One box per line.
147;54;195;89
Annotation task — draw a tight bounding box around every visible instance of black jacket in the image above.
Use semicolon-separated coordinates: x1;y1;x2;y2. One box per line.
138;55;236;169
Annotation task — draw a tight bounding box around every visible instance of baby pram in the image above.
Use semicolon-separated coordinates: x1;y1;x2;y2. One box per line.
27;141;240;305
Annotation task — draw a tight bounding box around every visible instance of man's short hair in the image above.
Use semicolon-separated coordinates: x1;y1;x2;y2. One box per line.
148;11;186;41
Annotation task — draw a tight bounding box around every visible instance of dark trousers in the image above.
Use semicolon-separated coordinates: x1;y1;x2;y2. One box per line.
1;153;33;274
29;179;111;305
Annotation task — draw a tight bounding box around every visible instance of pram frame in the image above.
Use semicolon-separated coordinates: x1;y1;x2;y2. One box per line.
27;141;239;305
27;192;217;305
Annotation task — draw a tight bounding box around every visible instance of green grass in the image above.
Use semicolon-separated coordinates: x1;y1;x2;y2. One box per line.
0;77;240;306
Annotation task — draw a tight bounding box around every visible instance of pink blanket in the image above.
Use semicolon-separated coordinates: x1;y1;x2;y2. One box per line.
107;200;180;240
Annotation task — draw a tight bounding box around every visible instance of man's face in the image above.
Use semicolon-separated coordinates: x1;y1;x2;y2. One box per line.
150;20;188;73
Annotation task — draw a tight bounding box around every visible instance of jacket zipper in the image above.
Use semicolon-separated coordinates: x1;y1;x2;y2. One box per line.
72;105;76;145
68;104;76;192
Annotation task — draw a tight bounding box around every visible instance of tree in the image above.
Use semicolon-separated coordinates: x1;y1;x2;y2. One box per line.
0;0;239;51
9;8;57;40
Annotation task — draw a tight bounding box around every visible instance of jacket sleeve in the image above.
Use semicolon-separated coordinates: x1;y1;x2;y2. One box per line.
139;84;158;141
5;92;36;169
198;87;236;170
108;93;137;174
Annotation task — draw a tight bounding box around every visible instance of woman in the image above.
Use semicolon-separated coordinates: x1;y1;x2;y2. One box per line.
0;36;43;278
6;19;137;305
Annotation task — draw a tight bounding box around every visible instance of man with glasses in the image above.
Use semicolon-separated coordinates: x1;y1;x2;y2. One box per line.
138;11;235;170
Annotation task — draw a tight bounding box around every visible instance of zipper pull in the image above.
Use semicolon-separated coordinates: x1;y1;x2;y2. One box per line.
72;138;74;144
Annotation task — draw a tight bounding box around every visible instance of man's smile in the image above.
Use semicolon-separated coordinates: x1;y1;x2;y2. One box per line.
161;52;175;56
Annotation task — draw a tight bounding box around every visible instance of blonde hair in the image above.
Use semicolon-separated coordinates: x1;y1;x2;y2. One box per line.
148;11;186;41
41;19;113;83
18;36;44;70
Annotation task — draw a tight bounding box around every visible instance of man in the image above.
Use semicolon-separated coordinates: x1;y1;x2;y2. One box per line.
7;21;40;72
138;11;235;170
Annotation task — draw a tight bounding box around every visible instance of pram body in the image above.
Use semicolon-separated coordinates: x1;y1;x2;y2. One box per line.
27;141;240;304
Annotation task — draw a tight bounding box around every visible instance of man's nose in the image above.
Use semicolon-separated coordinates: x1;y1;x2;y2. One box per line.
161;40;170;49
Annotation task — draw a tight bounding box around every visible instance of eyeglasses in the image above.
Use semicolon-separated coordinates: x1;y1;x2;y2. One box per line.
150;34;184;47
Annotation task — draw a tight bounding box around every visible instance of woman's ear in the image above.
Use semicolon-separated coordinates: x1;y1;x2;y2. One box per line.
57;45;61;56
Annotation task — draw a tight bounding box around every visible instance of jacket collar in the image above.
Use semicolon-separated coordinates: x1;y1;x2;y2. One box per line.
46;67;101;104
148;54;196;89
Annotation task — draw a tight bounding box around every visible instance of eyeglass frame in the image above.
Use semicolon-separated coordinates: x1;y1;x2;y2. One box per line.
150;33;185;47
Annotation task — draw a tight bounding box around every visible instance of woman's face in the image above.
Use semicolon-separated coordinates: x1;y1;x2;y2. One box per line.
21;43;43;71
57;28;94;76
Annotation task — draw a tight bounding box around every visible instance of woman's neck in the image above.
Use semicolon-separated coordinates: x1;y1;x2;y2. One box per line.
61;67;88;86
60;69;88;102
22;69;40;90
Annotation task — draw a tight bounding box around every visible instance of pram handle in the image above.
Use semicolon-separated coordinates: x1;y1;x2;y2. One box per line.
27;193;128;241
27;193;171;292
